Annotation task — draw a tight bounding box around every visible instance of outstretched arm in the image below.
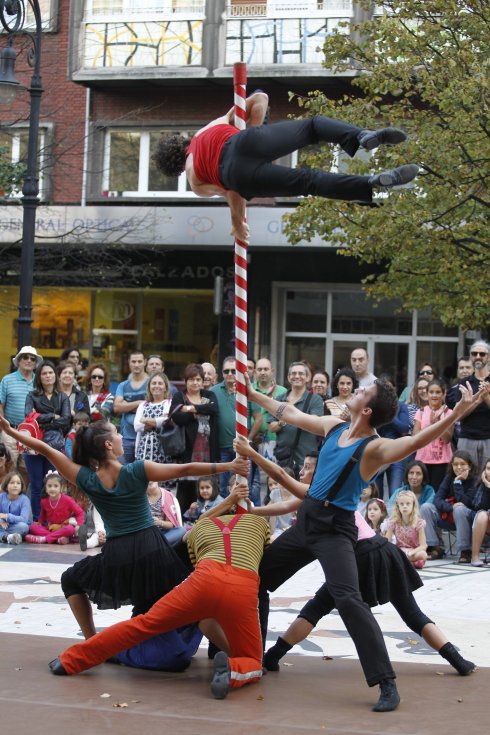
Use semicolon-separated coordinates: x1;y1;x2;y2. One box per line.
0;416;81;485
199;481;250;520
234;435;308;500
143;456;249;483
362;382;484;477
244;374;337;438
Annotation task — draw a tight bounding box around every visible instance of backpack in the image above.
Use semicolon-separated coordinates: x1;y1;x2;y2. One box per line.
17;410;44;455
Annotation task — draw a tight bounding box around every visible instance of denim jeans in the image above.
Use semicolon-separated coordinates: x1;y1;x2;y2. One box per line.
453;504;475;552
122;438;136;465
375;460;406;499
24;454;55;521
2;520;29;537
218;447;261;505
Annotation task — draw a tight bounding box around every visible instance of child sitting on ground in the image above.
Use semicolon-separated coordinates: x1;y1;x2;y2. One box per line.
184;476;223;523
26;470;84;544
385;490;428;569
365;498;387;535
146;480;186;546
358;482;379;516
0;471;31;544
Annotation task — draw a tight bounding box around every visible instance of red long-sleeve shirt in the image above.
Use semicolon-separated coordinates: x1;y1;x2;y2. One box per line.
38;494;84;526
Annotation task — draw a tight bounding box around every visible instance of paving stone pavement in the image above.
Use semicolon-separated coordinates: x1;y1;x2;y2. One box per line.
0;542;488;670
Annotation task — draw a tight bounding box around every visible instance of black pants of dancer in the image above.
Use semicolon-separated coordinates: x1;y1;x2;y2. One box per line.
258;496;395;687
301;582;433;637
218;116;372;202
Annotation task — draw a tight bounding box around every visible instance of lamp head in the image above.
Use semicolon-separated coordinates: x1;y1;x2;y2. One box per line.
0;43;21;103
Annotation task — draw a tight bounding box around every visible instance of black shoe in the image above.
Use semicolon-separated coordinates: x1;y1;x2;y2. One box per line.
211;651;231;700
369;164;419;188
207;641;221;660
78;524;88;552
372;678;400;712
49;657;68;676
358;127;407;150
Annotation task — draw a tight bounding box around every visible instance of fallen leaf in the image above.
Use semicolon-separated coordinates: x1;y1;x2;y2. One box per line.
283;662;293;667
130;700;141;703
457;698;463;703
435;672;445;676
113;702;128;708
15;667;22;671
409;640;419;645
100;693;111;698
322;655;333;661
257;695;264;700
13;621;21;624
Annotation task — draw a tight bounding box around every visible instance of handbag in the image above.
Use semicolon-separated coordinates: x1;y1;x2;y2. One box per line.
158;404;186;457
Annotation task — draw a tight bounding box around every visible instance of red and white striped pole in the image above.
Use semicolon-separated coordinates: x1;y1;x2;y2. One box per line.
233;62;248;502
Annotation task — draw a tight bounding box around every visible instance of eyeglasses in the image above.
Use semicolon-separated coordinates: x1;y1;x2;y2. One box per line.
223;369;236;375
91;374;105;380
21;355;36;362
418;370;433;376
471;351;487;357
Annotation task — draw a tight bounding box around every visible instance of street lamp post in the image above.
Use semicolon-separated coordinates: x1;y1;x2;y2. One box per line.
0;0;43;350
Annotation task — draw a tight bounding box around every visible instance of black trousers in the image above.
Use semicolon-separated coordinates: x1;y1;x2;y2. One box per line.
218;116;372;202
258;496;395;686
301;581;433;638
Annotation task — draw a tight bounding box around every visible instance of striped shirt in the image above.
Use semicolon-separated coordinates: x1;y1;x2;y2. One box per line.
0;370;35;426
187;514;270;573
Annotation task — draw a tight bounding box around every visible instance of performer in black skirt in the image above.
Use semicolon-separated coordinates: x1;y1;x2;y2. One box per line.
234;436;476;677
0;417;249;639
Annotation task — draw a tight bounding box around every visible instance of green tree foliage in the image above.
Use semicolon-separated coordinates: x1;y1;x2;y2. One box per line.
0;145;25;197
284;0;489;329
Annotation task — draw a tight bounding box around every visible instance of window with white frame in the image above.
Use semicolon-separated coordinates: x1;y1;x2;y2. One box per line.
102;129;196;197
0;128;47;199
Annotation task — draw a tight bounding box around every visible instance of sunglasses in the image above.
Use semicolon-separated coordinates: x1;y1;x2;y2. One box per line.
471;351;487;357
223;369;236;375
418;370;433;376
21;355;36;362
91;374;105;379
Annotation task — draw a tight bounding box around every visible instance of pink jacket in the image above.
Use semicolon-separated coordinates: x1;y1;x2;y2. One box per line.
160;488;182;528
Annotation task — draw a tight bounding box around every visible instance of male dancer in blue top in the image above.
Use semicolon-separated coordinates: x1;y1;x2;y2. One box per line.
245;376;483;712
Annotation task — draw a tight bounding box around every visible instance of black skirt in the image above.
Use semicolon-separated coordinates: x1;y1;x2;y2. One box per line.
63;525;191;611
356;535;423;608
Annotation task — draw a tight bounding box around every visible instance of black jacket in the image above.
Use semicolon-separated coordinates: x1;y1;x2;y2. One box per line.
25;391;71;449
434;474;478;514
169;389;219;463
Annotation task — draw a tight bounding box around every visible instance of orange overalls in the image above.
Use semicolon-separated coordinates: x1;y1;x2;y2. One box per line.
60;515;264;689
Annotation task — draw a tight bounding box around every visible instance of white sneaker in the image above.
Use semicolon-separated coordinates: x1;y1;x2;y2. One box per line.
7;533;23;545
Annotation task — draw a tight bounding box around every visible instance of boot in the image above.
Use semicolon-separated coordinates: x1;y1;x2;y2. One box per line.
372;678;400;712
263;636;293;671
439;642;475;675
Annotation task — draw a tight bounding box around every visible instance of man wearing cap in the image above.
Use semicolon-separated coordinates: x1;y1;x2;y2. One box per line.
0;346;43;466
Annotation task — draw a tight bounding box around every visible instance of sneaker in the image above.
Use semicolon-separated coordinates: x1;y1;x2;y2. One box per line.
78;524;88;552
57;537;70;545
49;657;68;676
211;651;231;700
372;678;400;712
25;534;46;544
369;164;419;188
471;559;484;567
358;126;407;151
6;533;23;545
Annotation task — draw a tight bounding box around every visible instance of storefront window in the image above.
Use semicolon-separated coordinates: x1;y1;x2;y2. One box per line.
286;291;327;332
331;292;412;335
141;290;218;381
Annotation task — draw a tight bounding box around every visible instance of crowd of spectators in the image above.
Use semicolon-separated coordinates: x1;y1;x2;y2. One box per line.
0;340;489;564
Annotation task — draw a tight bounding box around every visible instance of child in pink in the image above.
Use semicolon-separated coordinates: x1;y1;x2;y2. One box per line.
385;490;428;569
26;470;84;544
